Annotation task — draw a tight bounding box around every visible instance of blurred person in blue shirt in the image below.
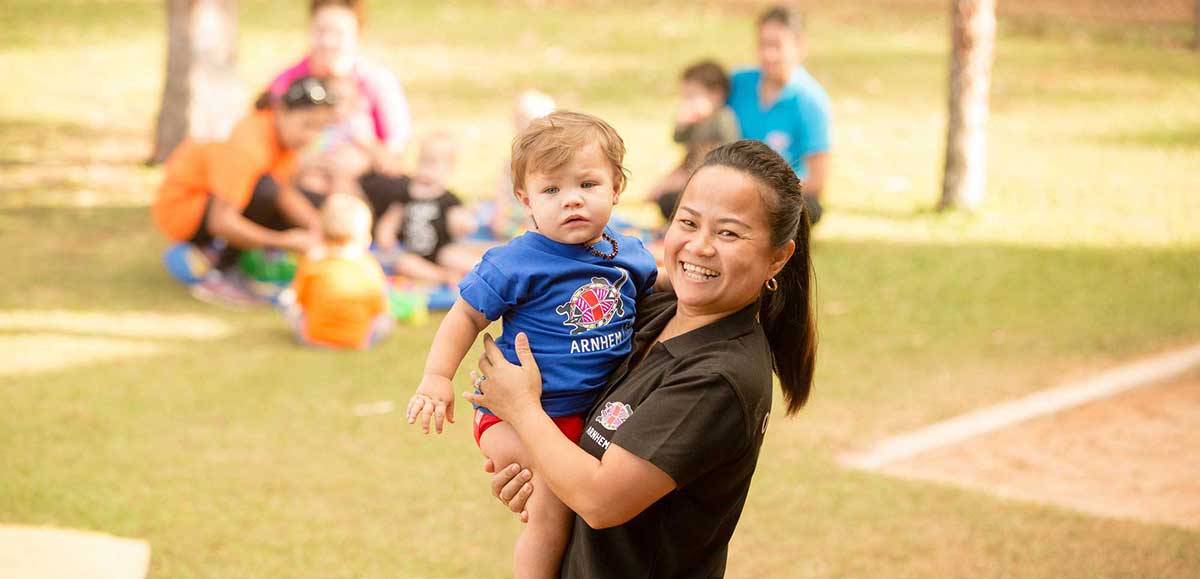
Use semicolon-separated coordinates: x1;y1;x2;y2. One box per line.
729;5;831;225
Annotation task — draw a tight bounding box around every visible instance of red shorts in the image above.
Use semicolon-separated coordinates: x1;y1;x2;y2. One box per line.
473;409;586;447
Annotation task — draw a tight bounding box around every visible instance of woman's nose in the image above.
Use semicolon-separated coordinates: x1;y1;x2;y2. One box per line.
686;233;716;256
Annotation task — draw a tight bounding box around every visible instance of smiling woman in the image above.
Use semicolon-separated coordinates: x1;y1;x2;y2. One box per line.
469;140;816;577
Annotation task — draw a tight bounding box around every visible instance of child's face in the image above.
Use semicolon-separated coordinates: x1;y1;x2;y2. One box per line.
680;80;719;121
517;143;620;246
411;139;456;199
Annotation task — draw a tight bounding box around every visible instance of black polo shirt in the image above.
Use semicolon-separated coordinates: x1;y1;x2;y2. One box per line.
562;292;774;579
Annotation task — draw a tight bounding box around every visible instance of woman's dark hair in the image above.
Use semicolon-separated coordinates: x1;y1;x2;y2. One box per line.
681;60;731;101
698;140;816;414
758;5;805;35
311;0;364;26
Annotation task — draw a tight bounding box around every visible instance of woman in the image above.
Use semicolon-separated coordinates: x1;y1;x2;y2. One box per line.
466;140;816;577
154;76;338;269
268;0;411;172
727;5;831;225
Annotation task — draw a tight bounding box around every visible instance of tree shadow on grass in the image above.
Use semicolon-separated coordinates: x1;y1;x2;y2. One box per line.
1098;125;1200;149
0;117;155;208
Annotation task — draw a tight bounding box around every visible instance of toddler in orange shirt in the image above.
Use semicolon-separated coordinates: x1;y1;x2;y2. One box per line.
286;193;394;349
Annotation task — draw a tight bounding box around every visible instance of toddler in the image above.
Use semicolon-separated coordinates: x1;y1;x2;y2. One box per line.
406;111;658;578
294;76;375;198
286;192;392;349
646;59;740;220
375;132;479;284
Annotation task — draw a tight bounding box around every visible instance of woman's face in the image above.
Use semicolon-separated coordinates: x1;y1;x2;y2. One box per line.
664;165;794;318
276;106;335;151
756;21;799;84
310;6;359;77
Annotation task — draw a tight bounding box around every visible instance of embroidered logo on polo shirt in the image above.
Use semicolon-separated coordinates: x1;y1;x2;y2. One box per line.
596;401;633;431
555;270;627;336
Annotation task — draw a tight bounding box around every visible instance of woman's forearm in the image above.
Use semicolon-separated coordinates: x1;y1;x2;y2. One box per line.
507;409;612;526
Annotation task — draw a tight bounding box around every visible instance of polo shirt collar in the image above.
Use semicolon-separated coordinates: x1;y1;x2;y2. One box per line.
660;300;760;358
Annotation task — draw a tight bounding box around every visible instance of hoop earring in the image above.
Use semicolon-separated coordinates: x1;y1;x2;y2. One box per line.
765;277;779;292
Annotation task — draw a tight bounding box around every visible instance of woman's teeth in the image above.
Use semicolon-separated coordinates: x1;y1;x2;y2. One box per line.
681;262;720;280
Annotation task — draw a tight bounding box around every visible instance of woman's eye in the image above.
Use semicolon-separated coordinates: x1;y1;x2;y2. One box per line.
678;219;697;229
719;230;740;239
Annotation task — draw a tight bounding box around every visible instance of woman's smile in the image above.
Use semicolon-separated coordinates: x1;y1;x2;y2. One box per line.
679;261;721;282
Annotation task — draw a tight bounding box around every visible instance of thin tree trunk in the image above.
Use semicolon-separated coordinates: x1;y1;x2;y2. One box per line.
939;0;996;211
188;0;241;142
149;0;192;165
1193;0;1199;51
149;0;241;165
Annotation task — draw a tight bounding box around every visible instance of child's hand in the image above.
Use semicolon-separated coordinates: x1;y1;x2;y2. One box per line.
407;374;456;434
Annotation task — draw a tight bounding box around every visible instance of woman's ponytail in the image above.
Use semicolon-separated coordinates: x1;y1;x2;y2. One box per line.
701;140;816;414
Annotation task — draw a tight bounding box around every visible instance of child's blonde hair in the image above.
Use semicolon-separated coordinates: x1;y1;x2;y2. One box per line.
510;110;628;196
320;192;373;244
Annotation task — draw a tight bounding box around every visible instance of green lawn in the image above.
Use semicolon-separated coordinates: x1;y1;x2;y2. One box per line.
2;1;1198;577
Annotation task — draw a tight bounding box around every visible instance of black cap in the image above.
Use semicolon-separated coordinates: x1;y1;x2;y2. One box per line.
281;76;338;110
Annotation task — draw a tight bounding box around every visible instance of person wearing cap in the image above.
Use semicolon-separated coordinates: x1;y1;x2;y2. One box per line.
153;76;338;267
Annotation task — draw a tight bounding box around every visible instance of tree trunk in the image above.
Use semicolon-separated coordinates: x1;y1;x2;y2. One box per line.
939;0;996;211
149;0;241;165
1193;0;1199;51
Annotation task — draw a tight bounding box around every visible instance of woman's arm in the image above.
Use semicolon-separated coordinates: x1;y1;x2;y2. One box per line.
466;333;676;529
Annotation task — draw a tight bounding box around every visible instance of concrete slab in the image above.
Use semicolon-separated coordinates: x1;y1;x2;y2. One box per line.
0;526;149;579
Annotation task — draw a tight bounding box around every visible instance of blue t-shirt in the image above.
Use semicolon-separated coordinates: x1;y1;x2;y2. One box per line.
459;226;658;417
728;66;831;178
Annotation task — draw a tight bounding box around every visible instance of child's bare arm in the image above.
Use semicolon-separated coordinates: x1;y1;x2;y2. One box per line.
374;203;403;252
407;298;490;434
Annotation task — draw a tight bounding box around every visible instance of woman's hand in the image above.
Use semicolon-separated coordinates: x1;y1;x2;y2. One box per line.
462;332;543;424
484;459;534;524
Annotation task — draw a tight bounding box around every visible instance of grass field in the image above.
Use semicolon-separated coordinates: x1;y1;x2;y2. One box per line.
2;1;1198;577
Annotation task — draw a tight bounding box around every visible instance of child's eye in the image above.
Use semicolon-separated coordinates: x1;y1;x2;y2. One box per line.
543;186;559;194
581;181;597;189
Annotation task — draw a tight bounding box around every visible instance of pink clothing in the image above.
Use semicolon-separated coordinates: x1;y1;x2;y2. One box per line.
269;55;411;150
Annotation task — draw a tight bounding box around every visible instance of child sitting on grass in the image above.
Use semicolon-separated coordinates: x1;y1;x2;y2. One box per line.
374;132;480;285
286;192;393;349
405;111;659;578
645;59;740;220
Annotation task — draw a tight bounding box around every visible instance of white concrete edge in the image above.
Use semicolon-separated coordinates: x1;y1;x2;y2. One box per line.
841;343;1200;470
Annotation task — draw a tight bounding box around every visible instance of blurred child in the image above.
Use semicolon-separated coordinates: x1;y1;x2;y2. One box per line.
488;90;557;238
287;192;393;349
405;111;659;579
374;132;479;285
294;76;375;199
645;60;740;220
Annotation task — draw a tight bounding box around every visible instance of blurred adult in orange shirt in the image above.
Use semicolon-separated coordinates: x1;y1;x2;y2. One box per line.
287;192;393;349
153;76;337;269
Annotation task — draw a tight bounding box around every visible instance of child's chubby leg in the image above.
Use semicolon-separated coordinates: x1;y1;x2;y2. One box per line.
479;419;574;579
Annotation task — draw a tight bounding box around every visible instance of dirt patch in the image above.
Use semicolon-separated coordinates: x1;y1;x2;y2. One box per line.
886;368;1200;529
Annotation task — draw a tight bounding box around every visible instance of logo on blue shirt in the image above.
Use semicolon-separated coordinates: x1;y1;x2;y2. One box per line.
555;269;628;336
